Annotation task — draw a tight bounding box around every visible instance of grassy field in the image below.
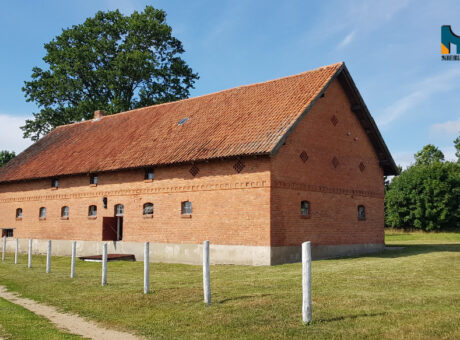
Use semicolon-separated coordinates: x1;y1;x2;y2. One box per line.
0;297;83;339
0;231;459;339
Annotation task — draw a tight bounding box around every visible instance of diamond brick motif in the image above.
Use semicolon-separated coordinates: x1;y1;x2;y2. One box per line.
189;165;199;177
300;151;309;163
332;156;339;168
330;115;338;126
233;160;245;173
359;162;365;172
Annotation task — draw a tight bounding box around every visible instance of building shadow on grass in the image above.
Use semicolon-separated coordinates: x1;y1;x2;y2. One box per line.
217;294;273;304
371;244;460;259
314;312;387;324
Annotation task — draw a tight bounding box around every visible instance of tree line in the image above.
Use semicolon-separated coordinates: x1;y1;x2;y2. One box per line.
385;137;460;231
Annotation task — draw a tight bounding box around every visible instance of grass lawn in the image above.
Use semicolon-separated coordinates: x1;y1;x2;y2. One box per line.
0;231;459;339
0;297;83;340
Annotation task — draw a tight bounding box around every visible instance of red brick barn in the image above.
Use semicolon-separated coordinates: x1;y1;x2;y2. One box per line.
0;62;397;265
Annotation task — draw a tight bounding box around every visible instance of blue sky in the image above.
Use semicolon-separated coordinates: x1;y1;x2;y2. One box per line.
0;0;459;168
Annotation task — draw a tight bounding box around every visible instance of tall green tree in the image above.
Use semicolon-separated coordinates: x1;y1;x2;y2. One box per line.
414;144;445;165
0;151;16;167
386;142;460;231
22;6;198;141
454;135;460;161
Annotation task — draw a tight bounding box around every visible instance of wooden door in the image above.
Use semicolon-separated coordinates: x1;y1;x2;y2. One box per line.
102;217;117;241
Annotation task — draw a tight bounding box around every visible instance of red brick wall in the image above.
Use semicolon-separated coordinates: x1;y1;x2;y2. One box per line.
0;158;271;246
270;79;385;246
0;79;386;250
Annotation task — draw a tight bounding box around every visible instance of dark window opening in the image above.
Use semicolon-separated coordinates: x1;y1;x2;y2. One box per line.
39;207;46;219
61;206;69;218
51;178;59;188
16;208;22;219
143;203;154;215
88;205;97;217
2;229;13;238
90;174;98;185
358;205;366;220
301;201;310;217
103;197;108;209
115;204;124;217
181;201;192;215
144;168;154;180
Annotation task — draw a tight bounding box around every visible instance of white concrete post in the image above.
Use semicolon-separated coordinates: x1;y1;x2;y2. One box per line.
302;241;312;324
101;243;107;286
203;240;211;306
28;239;32;268
70;241;76;278
14;238;18;264
46;240;52;273
144;242;149;294
1;236;5;261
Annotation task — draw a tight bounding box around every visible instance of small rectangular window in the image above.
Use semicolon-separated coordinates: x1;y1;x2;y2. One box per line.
39;207;46;219
2;229;13;238
144;168;154;180
88;205;97;217
51;178;59;188
16;208;23;219
90;174;98;185
181;201;192;215
61;206;69;218
301;201;310;217
143;203;154;215
358;205;366;220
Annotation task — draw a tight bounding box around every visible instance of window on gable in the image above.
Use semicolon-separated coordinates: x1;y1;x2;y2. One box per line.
39;207;46;219
181;201;192;215
358;205;366;220
144;168;154;180
90;174;98;185
301;201;310;217
16;208;23;219
51;178;59;188
143;203;154;216
88;205;97;217
61;206;69;218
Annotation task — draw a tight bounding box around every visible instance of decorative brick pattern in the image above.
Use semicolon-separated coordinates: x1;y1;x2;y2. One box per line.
299;151;309;163
189;165;199;177
332;156;339;168
233;160;245;173
359;162;366;172
330;115;338;126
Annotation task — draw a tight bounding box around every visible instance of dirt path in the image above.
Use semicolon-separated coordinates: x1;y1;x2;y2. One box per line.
0;286;141;340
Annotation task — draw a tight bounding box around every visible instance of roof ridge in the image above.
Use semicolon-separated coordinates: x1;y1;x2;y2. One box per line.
55;62;344;129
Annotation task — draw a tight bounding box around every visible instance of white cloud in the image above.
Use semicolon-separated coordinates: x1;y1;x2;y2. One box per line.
377;68;460;126
338;31;355;48
430;118;460;137
0;114;33;154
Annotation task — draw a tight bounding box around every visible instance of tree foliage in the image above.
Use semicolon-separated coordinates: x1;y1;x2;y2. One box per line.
22;6;198;141
454;135;460;161
385;141;460;231
0;151;16;167
414;144;445;165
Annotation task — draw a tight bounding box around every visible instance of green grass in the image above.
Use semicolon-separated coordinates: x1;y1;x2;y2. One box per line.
0;297;83;340
385;229;460;244
0;231;459;339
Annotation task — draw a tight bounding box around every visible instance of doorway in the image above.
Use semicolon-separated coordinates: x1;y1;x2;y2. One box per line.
114;204;124;241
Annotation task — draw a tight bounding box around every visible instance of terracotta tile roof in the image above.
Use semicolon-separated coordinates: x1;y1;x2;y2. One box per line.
0;62;396;182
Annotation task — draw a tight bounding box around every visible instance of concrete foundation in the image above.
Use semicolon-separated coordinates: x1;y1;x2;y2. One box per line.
1;238;384;266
